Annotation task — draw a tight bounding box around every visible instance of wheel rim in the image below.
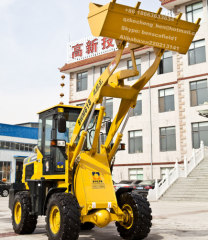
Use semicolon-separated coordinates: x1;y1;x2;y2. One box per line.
14;201;22;225
3;190;8;197
49;205;61;234
122;204;134;229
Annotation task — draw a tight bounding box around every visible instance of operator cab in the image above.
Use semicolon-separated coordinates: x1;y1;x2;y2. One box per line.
37;105;98;175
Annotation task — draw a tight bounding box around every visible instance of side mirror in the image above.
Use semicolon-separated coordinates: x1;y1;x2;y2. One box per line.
58;113;66;133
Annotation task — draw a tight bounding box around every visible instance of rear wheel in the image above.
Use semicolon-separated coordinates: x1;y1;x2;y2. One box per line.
12;191;37;234
46;193;81;240
81;222;95;230
116;192;152;240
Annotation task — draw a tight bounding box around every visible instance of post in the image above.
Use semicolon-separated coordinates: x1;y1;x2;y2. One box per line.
192;148;196;167
175;158;179;178
155;178;159;200
200;141;205;159
147;51;153;180
184;156;188;177
165;169;170;187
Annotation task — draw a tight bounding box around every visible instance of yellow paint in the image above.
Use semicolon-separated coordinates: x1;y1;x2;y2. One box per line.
58;108;64;113
57;181;67;189
88;1;200;54
75;151;116;213
49;206;60;234
14;201;22;225
121;204;134;229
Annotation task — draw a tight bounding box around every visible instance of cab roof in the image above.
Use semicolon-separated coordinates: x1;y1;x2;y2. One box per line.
37;104;82;114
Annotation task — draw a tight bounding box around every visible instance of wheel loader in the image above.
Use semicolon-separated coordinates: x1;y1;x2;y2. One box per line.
9;1;200;239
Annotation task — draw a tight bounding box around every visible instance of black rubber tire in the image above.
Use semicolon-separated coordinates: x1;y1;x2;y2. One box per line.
45;192;81;240
12;191;37;234
81;222;95;230
116;192;152;240
2;189;9;197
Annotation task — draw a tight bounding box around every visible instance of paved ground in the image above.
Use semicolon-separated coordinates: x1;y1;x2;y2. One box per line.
0;196;208;240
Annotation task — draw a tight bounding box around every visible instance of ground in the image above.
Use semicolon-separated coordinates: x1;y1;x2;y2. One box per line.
0;197;208;240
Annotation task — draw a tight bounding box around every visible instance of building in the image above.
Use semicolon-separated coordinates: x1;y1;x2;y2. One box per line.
60;0;208;182
0;123;38;182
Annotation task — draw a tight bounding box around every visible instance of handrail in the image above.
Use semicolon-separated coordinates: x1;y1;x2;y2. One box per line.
148;141;206;201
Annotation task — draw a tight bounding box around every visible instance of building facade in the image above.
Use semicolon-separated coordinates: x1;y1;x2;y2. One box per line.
0;124;38;182
60;0;208;182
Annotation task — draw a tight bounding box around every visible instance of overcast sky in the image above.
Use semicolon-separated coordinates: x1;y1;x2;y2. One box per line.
0;0;167;125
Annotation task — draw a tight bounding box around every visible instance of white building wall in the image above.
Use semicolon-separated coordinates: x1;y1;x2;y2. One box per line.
0;136;37;182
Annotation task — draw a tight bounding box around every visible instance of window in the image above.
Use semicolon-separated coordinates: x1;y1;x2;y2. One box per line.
0;162;10;181
160;127;176;151
130;94;142;116
186;1;203;23
158;51;173;74
0;141;36;152
192;122;208;148
127;58;141;81
128;130;143;153
159;88;175;112
100;65;108;74
77;71;88;91
38;119;42;149
44;117;53;156
129;168;143;180
105;98;113;119
188;39;206;65
190;79;208;106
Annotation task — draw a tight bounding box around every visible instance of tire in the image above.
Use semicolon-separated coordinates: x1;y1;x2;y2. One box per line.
2;189;9;197
81;222;95;230
116;192;152;240
12;191;37;234
46;192;81;240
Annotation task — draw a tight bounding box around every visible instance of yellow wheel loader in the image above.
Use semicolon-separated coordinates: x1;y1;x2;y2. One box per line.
9;1;200;239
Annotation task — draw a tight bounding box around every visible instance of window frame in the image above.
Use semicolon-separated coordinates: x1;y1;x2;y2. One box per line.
188;39;206;65
76;71;88;92
158;87;175;113
186;1;203;23
128;168;143;180
128;130;143;154
192;122;208;148
190;79;208;107
160;126;176;152
158;51;173;75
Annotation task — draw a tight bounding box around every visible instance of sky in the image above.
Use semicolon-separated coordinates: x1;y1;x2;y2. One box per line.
0;0;167;125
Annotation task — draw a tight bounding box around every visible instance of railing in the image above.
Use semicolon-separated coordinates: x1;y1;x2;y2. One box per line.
148;141;205;201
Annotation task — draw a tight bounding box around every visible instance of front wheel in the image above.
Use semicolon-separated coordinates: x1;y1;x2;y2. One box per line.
116;192;152;240
12;191;37;234
46;193;81;240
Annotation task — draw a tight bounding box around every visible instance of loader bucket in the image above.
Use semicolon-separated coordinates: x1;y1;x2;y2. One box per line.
88;1;200;54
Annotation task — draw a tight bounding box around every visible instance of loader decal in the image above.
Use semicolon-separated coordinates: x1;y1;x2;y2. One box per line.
92;172;105;189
